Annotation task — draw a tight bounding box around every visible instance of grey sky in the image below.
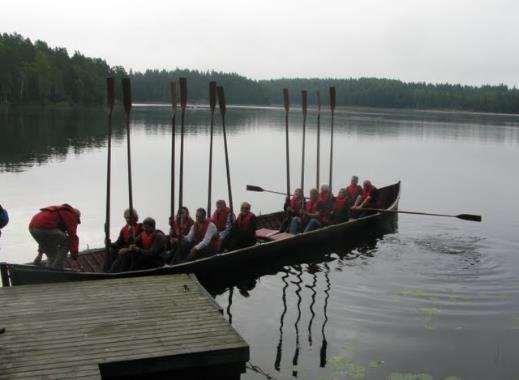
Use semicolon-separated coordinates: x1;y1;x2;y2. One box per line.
3;0;518;86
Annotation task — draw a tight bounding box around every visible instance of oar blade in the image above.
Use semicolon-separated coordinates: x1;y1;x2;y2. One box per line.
122;77;132;114
209;81;217;111
457;214;482;222
106;77;115;110
283;88;289;112
179;77;187;109
217;86;226;114
246;185;263;192
170;80;178;112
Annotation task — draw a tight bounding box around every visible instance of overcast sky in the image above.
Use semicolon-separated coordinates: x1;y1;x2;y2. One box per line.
2;0;518;86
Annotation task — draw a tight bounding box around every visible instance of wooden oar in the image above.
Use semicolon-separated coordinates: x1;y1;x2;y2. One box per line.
179;77;187;212
217;85;233;212
121;78;134;239
300;90;308;210
356;208;482;222
104;77;115;251
283;88;290;198
207;81;217;216
170;80;178;221
328;86;336;189
315;90;321;189
246;184;309;199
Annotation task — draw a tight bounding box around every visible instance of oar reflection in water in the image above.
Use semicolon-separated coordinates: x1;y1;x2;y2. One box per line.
320;262;331;368
226;286;234;325
291;265;304;377
274;270;290;372
306;264;319;346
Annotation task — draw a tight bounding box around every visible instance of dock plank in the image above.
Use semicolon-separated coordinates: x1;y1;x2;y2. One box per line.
0;274;249;379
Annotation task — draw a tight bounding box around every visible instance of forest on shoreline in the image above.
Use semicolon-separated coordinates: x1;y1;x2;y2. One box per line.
1;33;518;114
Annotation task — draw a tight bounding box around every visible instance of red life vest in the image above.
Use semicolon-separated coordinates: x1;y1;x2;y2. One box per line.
236;212;255;231
334;195;348;211
305;199;318;213
193;220;219;251
120;223;142;244
211;207;231;232
139;230;155;249
361;184;375;201
170;217;194;237
346;184;362;200
289;196;304;213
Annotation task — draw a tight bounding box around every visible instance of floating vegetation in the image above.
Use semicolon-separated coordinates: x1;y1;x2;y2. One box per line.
418;307;440;330
326;356;366;380
388;373;433;380
447;294;471;303
397;288;438;301
512;315;519;329
369;359;384;368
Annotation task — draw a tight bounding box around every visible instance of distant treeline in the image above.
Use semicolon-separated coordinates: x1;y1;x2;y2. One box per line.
1;33;519;113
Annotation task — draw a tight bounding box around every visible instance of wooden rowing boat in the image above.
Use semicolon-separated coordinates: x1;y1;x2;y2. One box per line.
0;182;400;287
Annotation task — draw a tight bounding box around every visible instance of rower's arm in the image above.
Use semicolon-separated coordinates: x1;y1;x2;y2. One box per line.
195;223;217;251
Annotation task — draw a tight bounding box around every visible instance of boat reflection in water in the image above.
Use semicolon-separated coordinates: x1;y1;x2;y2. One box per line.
203;214;397;377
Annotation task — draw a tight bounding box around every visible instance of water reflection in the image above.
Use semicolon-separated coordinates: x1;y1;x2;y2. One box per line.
274;270;290;372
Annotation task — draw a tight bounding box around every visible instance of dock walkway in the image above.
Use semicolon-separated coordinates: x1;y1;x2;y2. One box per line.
0;274;249;379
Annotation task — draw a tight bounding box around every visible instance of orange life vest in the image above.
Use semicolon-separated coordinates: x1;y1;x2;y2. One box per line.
120;223;142;244
211;207;231;232
236;212;255;231
346;184;362;200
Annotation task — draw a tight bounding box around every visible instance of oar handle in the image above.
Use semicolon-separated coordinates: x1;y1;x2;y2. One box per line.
122;78;132;115
170;80;178;113
179;77;187;110
329;86;336;111
283;88;289;112
209;81;217;112
217;86;226;114
106;77;115;112
301;90;307;115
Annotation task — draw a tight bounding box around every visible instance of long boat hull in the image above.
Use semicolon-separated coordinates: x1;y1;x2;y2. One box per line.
1;182;400;287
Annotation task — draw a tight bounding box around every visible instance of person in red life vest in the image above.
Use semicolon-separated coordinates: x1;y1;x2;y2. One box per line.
103;208;142;272
288;188;319;234
28;204;81;269
110;217;166;272
221;202;257;251
162;206;194;264
352;180;380;218
211;199;235;242
182;208;218;261
303;185;335;232
346;175;363;201
279;188;305;232
331;188;352;223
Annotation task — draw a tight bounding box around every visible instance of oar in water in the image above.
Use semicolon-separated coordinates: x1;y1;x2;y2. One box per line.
246;185;309;199
356;208;482;222
121;78;135;238
104;77;115;251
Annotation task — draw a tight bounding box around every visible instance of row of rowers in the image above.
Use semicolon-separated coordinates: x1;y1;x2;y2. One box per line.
28;200;256;272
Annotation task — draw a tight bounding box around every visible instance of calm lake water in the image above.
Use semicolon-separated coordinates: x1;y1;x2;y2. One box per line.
1;105;519;379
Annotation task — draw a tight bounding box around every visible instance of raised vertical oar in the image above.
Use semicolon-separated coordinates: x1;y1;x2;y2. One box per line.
122;78;134;233
170;81;178;222
207;81;217;216
283;88;290;197
300;90;308;209
315;90;321;189
105;77;115;251
217;86;233;212
328;86;336;189
179;77;187;212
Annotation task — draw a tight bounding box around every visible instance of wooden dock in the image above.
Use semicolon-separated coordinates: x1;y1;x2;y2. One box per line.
0;274;249;379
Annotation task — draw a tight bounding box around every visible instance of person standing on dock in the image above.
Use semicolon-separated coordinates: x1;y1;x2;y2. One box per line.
0;204;8;238
28;204;81;269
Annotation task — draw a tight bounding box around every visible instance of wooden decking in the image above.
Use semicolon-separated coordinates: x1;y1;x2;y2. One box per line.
0;274;249;379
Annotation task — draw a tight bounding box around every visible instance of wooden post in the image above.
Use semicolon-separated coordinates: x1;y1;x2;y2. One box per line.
283;88;290;197
217;86;233;212
328;86;336;190
207;81;217;216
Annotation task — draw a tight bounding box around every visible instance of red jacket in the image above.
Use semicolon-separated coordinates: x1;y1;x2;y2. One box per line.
29;204;80;255
235;212;257;234
211;207;231;232
346;184;362;200
170;217;194;238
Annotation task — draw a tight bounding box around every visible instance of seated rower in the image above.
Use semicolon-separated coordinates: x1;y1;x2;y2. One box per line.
331;188;352;223
303;185;335;232
346;175;363;201
279;188;305;232
352;180;380;217
211;199;235;245
222;202;257;251
288;188;319;234
103;208;142;272
184;208;219;261
110;217;166;272
161;207;194;264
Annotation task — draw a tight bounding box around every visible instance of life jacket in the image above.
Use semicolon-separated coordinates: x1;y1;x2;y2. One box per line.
211;207;231;232
236;212;256;232
289;196;304;213
193;219;219;251
361;184;375;201
120;223;142;244
139;230;156;250
346;184;362;200
305;199;318;213
334;195;348;212
170;217;194;237
316;192;334;224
